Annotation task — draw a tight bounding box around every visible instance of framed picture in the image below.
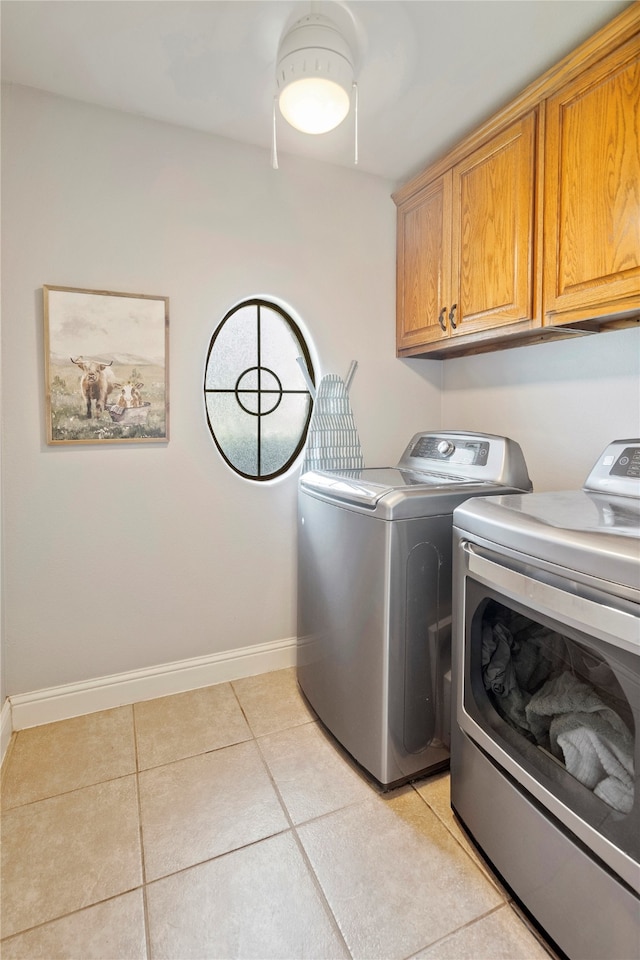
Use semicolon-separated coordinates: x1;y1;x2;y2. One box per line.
43;285;169;445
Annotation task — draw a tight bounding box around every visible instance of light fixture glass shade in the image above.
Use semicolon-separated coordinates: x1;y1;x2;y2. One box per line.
276;13;354;135
279;77;350;134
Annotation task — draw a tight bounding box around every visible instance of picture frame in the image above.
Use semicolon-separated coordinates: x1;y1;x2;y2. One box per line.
43;285;169;445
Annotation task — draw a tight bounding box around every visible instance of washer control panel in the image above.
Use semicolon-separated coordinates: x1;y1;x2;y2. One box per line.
396;431;532;490
409;434;489;467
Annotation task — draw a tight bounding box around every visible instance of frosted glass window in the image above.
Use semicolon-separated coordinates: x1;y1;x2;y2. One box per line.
204;299;315;480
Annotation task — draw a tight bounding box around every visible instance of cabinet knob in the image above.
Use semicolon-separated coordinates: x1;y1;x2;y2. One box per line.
449;303;458;329
438;307;447;331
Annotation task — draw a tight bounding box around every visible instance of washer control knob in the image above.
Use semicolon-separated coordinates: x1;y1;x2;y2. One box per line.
437;439;455;458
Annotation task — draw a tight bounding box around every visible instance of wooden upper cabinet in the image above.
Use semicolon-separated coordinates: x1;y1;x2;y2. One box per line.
396;114;537;353
543;36;640;324
393;5;640;358
451;112;537;337
396;173;452;350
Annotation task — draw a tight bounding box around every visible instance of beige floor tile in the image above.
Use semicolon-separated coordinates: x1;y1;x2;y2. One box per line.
411;771;452;821
297;788;504;960
134;682;251;769
139;739;289;881
1;776;142;940
414;773;510;893
413;904;553;959
0;890;147;959
414;773;486;860
231;667;315;737
147;831;349;959
1;707;136;808
258;720;375;824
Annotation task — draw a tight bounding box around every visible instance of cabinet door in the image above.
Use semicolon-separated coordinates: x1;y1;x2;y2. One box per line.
543;37;640;324
396;174;452;351
450;112;537;337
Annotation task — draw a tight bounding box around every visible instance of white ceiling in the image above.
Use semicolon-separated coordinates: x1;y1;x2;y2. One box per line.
1;0;632;184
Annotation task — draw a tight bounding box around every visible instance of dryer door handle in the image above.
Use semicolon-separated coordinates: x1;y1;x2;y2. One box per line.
461;541;639;655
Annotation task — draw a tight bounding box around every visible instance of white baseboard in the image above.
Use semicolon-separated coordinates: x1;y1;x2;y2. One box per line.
1;698;13;766
8;636;298;731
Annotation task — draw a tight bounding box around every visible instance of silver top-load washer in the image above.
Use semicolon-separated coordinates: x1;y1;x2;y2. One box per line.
297;430;532;787
300;430;532;519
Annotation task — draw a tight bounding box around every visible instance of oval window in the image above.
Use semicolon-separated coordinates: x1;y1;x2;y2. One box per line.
204;299;315;480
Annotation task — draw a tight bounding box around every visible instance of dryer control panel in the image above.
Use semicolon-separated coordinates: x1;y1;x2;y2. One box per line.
610;446;640;479
585;439;640;498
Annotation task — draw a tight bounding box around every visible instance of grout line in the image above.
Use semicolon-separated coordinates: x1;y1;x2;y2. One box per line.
131;702;152;960
228;678;256;737
252;736;296;830
1;770;139;812
251;728;354;958
140;885;152;960
0;887;147;946
134;732;255;775
289;821;355;959
409;781;511;897
142;827;293;889
402;903;511;960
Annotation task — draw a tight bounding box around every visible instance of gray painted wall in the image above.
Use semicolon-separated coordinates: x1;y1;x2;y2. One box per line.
1;84;441;698
441;329;640;493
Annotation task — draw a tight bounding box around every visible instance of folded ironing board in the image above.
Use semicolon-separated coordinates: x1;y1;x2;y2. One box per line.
300;365;363;474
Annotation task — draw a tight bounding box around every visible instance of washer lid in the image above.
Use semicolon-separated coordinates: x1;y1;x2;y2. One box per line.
300;467;471;505
299;467;512;519
299;431;532;519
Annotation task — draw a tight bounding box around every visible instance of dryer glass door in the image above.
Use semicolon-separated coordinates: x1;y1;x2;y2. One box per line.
456;542;640;890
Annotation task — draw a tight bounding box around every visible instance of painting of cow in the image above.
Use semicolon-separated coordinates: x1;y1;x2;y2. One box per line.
71;357;115;418
43;284;169;444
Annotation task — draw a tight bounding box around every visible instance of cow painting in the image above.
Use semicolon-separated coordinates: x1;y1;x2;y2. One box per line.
70;357;115;418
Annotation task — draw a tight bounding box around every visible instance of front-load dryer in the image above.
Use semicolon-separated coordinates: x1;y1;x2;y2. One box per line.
451;438;640;960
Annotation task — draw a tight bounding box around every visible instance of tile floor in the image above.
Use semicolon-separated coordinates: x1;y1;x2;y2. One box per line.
1;668;559;959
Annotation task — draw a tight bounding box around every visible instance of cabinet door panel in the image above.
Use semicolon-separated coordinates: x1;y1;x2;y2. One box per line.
396;175;452;350
544;38;640;323
451;112;537;336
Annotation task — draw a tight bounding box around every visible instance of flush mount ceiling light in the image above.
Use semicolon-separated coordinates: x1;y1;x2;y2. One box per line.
271;12;358;168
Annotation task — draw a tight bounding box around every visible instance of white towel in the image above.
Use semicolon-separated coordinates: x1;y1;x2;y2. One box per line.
526;672;634;813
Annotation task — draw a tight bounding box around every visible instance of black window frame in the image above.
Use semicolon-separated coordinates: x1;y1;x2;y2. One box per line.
204;298;315;481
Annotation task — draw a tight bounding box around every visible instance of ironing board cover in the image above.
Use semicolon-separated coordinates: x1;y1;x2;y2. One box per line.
301;374;364;473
